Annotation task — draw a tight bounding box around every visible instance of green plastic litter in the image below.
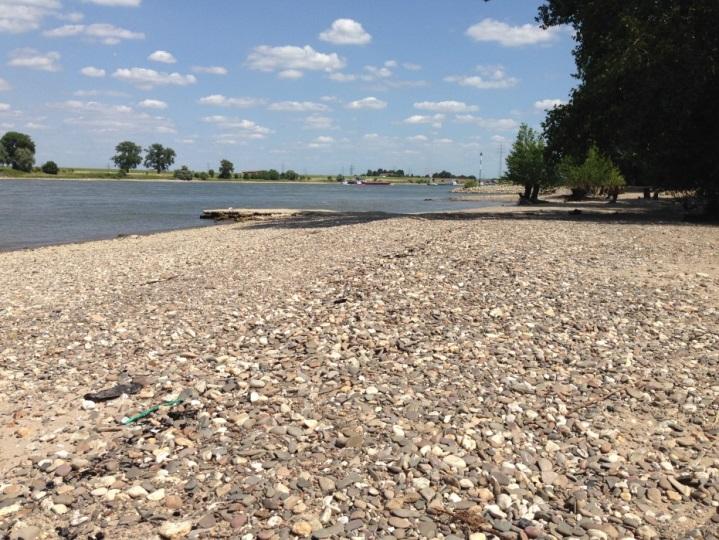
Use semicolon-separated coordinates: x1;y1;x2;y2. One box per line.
121;398;184;425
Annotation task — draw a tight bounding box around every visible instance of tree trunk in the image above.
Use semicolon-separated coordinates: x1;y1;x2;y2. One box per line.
530;184;540;202
643;187;651;199
523;184;532;199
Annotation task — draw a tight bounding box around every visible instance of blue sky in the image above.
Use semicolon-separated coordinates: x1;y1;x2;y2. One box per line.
0;0;575;176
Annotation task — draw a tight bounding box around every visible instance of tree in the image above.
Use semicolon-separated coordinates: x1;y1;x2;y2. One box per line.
144;143;176;173
503;123;554;202
0;143;8;166
41;161;59;175
173;166;193;180
14;147;35;172
537;0;719;215
267;169;280;180
559;146;625;201
1;132;36;171
112;141;142;173
218;159;234;179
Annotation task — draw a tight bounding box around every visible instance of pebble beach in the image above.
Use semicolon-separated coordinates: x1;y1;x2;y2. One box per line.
1;213;718;540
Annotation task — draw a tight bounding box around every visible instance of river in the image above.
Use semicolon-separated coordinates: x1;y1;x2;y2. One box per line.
0;179;501;251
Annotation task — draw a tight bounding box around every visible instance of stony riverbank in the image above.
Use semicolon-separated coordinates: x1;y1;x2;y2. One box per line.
1;214;717;540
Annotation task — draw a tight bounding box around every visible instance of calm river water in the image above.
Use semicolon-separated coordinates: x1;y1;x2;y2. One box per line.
0;179;501;251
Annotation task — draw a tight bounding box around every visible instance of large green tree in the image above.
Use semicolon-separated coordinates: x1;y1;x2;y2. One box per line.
537;1;719;213
0;132;36;171
503;123;553;202
0;143;8;166
218;159;234;179
144;143;176;173
112;141;142;173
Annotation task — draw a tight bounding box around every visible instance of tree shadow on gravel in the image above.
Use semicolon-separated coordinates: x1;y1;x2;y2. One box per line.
239;201;714;230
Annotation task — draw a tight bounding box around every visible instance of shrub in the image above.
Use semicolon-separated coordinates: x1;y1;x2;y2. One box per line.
463;179;479;189
173;166;193;180
560;146;625;200
41;161;59;175
208;169;215;178
198;172;209;181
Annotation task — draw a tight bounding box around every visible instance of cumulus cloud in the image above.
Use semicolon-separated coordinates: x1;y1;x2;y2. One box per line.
534;98;566;110
346;97;387;110
455;114;519;130
8;48;61;72
51;99;175;134
0;0;61;34
268;101;329;112
0;78;10;91
44;23;145;44
414;101;478;113
192;66;228;75
201;115;272;139
319;19;371;45
303;115;334;130
138;99;167;109
112;67;196;89
80;66;105;77
246;45;345;78
328;72;356;83
466;18;560;47
407;135;428;142
404;114;445;128
148;50;176;64
445;65;518;90
308;135;334;148
199;95;265;108
277;69;304;80
0;103;10;111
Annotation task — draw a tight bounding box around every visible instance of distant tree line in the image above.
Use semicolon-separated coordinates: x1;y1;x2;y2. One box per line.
366;168;406;177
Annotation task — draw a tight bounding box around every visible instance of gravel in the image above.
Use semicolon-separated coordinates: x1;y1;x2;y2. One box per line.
0;214;717;539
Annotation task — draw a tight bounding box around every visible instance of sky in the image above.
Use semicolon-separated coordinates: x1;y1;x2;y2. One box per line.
0;0;576;176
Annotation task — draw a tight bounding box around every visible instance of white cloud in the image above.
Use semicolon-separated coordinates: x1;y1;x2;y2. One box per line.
44;23;145;44
138;99;167;110
74;89;128;97
404;114;445;128
319;18;371;45
407;135;428;142
148;50;176;64
80;66;105;77
363;133;380;140
278;69;304;80
25;121;48;130
328;72;356;82
58;11;84;22
0;103;10;111
466;18;560;47
202;115;272;139
8;48;61;72
534;98;566;111
113;67;196;89
303;115;334;130
246;45;345;78
308;135;335;148
346;97;387;110
52;100;175;134
192;66;228;75
403;63;422;71
491;135;510;144
363;65;392;80
414;101;478;113
268;101;329;112
0;0;61;34
0;78;10;91
455;114;519;130
83;0;141;6
435;138;453;144
199;94;265;108
445;65;519;90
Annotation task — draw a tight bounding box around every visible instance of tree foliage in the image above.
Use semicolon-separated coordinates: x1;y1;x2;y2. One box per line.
1;132;36;171
173;166;193;180
41;161;59;175
112;141;142;173
503;123;554;202
144;143;176;173
559;146;625;200
538;0;719;211
0;143;7;165
218;159;234;179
